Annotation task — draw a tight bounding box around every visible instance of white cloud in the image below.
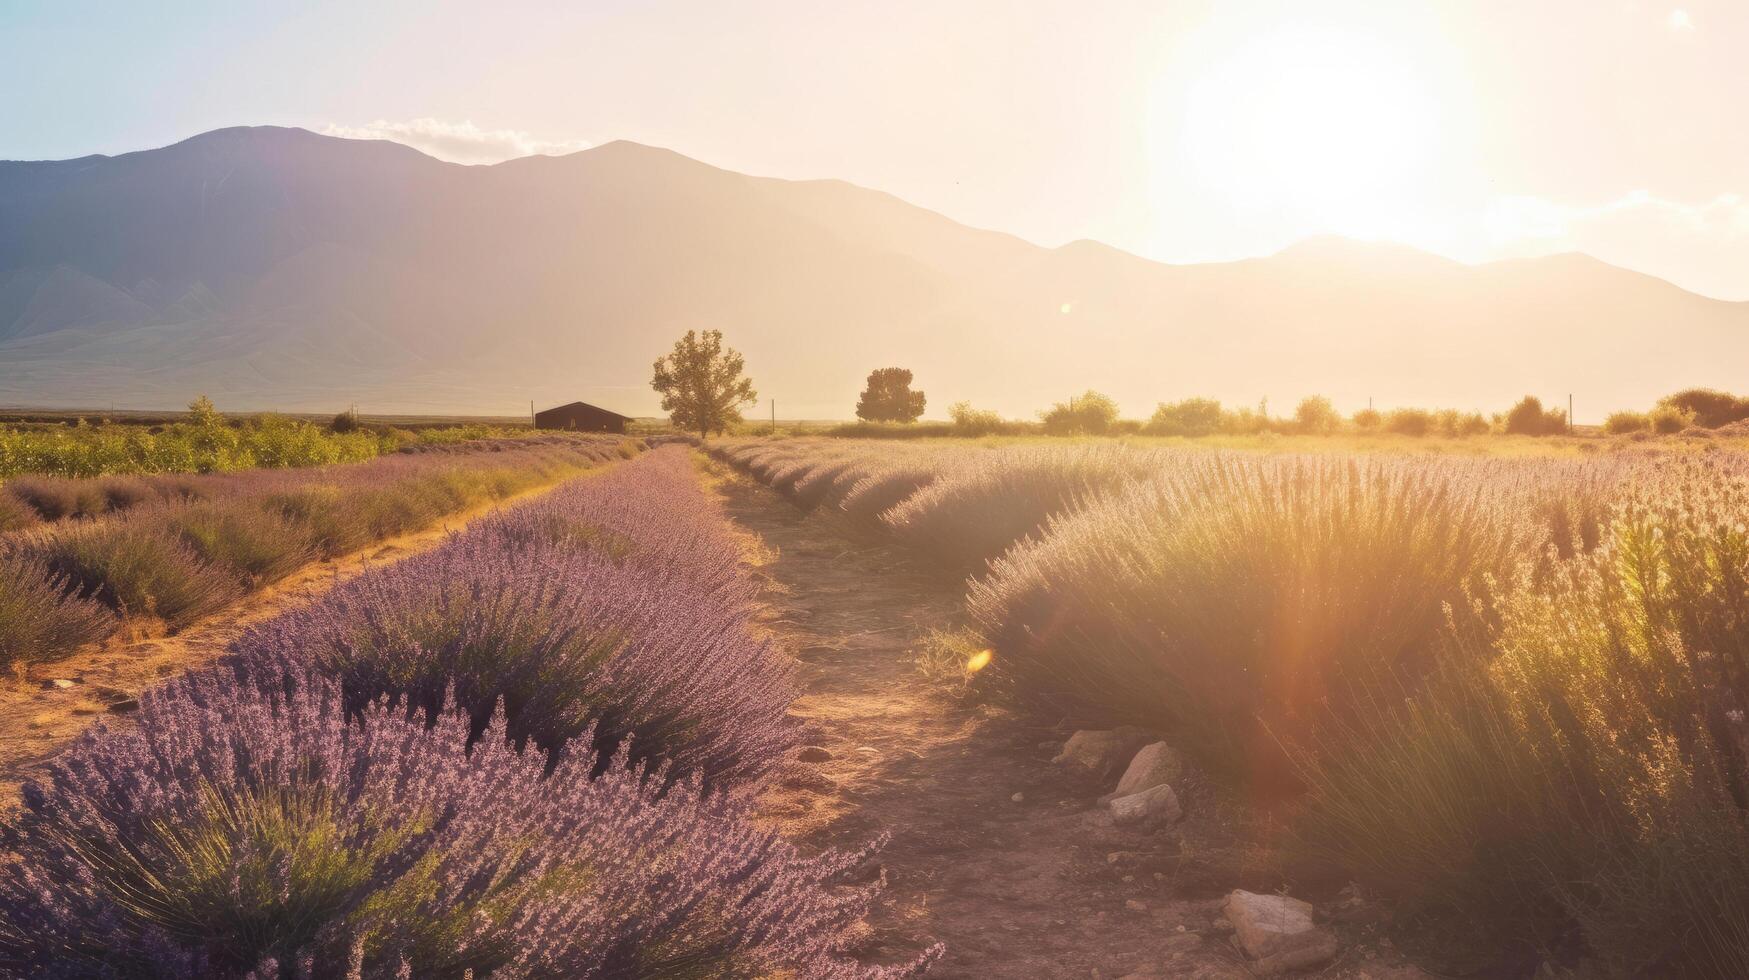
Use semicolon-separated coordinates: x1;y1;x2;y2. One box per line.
1668;8;1695;30
320;118;590;165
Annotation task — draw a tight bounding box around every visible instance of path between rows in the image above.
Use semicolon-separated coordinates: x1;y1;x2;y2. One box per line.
706;459;1435;980
0;477;581;807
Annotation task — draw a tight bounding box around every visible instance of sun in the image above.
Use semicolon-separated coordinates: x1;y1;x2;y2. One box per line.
1173;26;1442;237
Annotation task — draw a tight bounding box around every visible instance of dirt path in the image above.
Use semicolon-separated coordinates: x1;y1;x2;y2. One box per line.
0;479;576;805
706;459;1435;980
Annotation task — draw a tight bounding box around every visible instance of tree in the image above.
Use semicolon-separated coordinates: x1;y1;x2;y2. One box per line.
1041;390;1120;435
1146;398;1224;437
855;368;926;423
1293;395;1340;435
651;330;757;440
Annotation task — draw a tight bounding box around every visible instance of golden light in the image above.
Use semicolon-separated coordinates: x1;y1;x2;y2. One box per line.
1175;25;1442;236
1059;302;1073;314
965;649;993;674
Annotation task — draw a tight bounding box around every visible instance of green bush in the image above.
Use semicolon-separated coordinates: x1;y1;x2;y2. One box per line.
1604;410;1650;434
947;402;1014;437
1650;403;1697;434
1504;395;1567;436
1351;407;1382;430
1384;408;1433;436
1656;388;1749;428
1293;396;1340;435
1040;391;1120;435
1146;398;1225;437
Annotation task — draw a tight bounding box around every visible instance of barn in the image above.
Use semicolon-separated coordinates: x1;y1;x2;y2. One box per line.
533;401;632;433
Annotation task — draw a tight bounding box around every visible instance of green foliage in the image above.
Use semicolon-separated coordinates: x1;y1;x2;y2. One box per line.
1504;395;1567;436
1656;388;1749;428
650;329;758;440
1604;410;1650;434
1384;408;1432;436
1145;398;1224;437
1040;390;1120;435
1650;403;1698;434
855;367;927;423
1434;408;1491;437
1351;407;1382;430
1293;396;1340;435
947;402;1016;436
329;409;362;433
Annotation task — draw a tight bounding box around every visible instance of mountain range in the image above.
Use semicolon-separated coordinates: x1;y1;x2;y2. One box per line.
2;125;1745;420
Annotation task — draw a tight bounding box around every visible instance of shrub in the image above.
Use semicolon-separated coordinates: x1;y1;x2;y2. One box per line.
1604;410;1650;434
0;668;935;978
27;519;244;627
1504;395;1567;436
0;554;115;667
1650;403;1697;434
1294;456;1749;975
1146;398;1224;437
855;367;927;423
966;456;1535;783
1656;388;1749;428
1351;407;1382;430
329;408;362;433
1384;408;1433;437
1040;390;1120;435
1293;396;1341;435
1434;409;1491;437
947;401;1009;436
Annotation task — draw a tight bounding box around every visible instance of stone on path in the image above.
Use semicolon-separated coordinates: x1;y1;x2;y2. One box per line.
1223;890;1338;974
1108;783;1182;828
1053;728;1154;777
796;746;833;763
1100;741;1184;803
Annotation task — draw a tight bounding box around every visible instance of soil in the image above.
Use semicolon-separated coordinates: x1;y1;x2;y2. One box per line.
703;457;1444;980
0;481;574;808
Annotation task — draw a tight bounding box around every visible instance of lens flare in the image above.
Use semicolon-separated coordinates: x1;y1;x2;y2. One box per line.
965;649;993;673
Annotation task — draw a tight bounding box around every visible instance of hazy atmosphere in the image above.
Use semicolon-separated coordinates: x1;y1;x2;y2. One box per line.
8;5;1749;979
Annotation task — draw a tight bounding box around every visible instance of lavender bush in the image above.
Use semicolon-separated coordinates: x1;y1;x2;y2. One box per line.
0;667;937;978
237;448;796;789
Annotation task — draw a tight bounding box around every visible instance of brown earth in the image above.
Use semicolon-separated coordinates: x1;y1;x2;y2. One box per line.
0;479;583;808
703;457;1442;980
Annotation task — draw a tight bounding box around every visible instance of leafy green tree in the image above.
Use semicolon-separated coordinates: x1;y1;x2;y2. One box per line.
1146;398;1224;437
1504;396;1567;436
855;368;927;423
651;330;757;440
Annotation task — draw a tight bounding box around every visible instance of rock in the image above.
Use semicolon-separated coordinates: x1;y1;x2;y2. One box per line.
1100;742;1184;803
1126;899;1148;912
1223;890;1338;972
796;746;833;763
1109;784;1183;828
1252;932;1339;975
1161;932;1202;952
1053;728;1154;777
41;678;77;690
1011;792;1026;803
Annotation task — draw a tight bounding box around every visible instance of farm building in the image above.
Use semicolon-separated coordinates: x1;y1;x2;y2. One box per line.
533;401;632;433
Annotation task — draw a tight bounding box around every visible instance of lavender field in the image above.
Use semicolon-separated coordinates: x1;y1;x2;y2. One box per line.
711;436;1749;977
0;446;940;977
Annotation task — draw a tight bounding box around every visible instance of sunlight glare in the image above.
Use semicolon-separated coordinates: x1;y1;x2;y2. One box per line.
1176;26;1442;237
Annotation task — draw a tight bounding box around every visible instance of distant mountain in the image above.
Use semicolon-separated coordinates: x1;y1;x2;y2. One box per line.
2;126;1745;419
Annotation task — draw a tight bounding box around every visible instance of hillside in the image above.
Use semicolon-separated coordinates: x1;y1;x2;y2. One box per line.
2;126;1745;418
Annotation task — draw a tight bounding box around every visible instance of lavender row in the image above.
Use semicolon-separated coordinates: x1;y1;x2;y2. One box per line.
0;436;627;667
238;447;796;789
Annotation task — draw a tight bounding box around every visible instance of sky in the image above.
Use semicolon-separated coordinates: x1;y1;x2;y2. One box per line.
3;0;1747;299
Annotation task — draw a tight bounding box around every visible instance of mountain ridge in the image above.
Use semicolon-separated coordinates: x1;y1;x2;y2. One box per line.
0;126;1743;419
